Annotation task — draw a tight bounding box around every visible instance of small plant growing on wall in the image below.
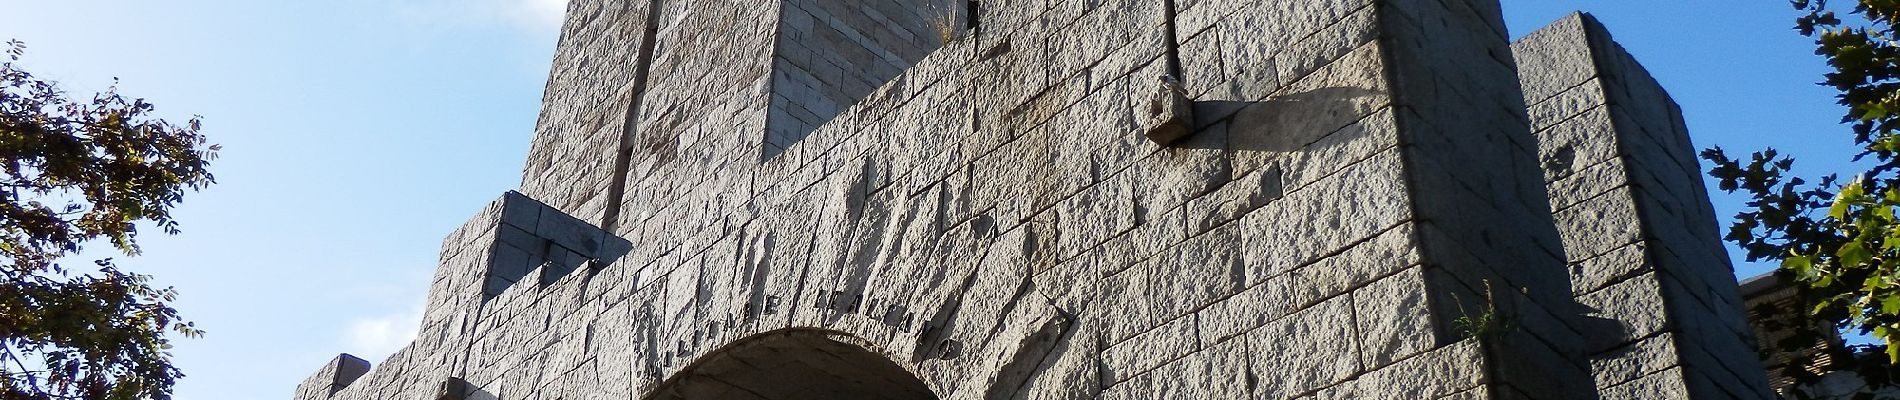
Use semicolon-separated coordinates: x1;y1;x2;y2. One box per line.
926;0;963;43
1453;280;1516;339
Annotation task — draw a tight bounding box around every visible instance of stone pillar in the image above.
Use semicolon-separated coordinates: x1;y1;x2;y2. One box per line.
1515;13;1774;399
1152;0;1597;397
516;0;661;226
1377;0;1600;397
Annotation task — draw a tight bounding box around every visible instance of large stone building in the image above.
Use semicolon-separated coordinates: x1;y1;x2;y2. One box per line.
295;0;1776;398
1740;273;1841;395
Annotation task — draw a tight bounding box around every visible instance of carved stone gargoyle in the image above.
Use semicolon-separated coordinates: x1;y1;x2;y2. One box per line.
1141;74;1194;145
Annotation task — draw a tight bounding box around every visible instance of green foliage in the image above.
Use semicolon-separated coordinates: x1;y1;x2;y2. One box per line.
0;40;215;399
1452;310;1508;339
1451;280;1513;340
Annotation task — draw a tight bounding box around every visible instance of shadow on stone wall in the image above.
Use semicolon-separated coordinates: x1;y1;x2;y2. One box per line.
1181;87;1382;153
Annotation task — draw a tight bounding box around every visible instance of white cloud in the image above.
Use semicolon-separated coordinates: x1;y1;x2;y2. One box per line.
343;307;421;362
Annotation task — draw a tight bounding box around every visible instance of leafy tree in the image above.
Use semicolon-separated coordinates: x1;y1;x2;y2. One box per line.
0;40;216;399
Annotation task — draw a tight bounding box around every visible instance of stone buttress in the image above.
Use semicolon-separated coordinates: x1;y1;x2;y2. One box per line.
1515;14;1774;398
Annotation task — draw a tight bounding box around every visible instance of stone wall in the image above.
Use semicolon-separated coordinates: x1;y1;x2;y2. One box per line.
295;1;1775;399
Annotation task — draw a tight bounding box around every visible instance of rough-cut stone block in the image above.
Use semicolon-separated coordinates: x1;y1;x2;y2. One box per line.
1599;366;1693;399
1554;189;1644;261
1249;295;1360;399
1101;314;1198;384
1353;267;1437;369
1579;273;1674;351
1318;340;1489;400
1101;337;1252;400
1195;275;1295;347
1289;224;1419;309
1240;149;1411;287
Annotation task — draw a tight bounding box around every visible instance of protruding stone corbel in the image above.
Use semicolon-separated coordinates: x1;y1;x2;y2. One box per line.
1142;75;1195;145
435;377;470;400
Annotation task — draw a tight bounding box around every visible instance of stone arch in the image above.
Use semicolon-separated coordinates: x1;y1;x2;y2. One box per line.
645;329;937;400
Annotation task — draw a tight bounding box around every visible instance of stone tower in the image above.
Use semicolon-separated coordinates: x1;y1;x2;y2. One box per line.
294;1;1774;399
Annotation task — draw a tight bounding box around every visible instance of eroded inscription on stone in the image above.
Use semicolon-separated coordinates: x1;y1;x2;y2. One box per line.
814;289;916;332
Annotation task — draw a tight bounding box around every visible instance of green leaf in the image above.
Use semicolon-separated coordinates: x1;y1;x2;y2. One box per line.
1841;242;1875;267
1786;254;1816;277
1834;179;1866;219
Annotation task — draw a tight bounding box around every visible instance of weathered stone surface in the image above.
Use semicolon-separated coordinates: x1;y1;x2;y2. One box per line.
1100;313;1198;384
1100;337;1252;400
1353;266;1437;369
1591;332;1684;390
1249;295;1360;399
1316;340;1490;400
294;3;1774;400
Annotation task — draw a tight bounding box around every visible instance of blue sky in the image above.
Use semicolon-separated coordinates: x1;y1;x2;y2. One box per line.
0;1;1855;399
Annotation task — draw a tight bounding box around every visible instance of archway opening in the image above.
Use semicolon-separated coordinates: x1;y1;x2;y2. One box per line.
647;330;938;400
